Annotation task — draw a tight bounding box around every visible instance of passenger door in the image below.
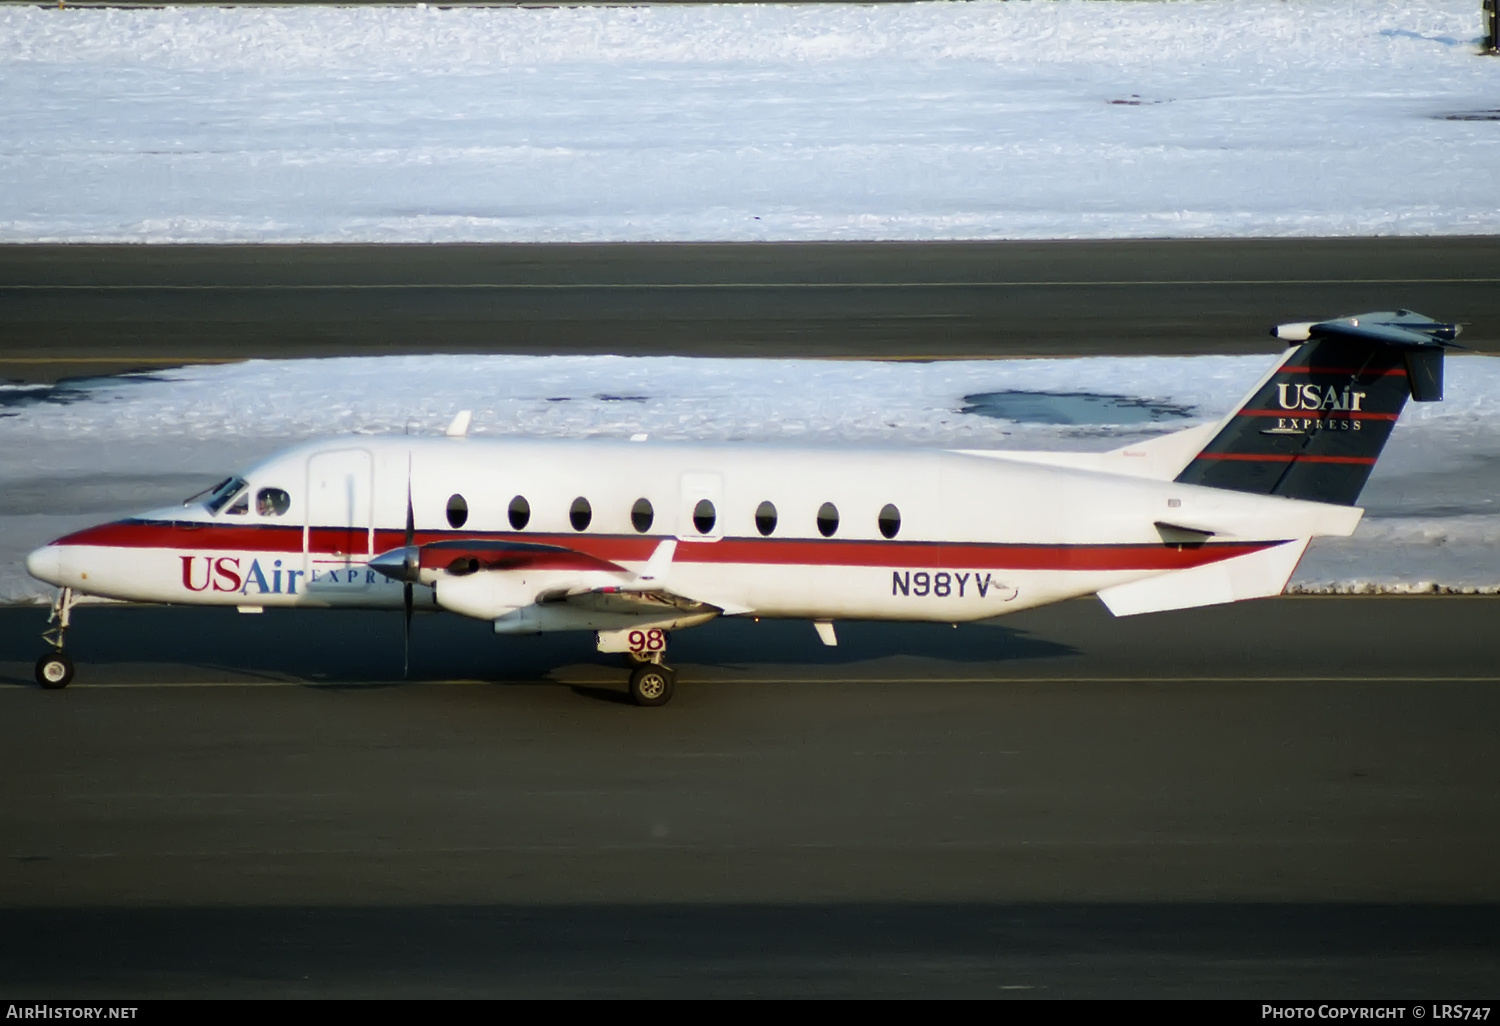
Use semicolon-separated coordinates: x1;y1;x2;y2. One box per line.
305;449;374;590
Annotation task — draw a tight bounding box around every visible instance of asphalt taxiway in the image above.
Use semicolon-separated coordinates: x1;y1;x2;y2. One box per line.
2;237;1498;381
1;596;1496;996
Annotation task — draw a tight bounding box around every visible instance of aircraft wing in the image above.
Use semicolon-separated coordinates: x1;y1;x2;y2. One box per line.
374;536;754;621
540;585;723;618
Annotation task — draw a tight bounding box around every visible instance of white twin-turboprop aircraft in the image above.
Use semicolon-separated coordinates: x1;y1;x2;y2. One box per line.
25;311;1458;704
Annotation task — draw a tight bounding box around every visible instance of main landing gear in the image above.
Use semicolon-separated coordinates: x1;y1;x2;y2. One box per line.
35;587;77;689
627;659;676;707
622;629;676;707
600;627;678;706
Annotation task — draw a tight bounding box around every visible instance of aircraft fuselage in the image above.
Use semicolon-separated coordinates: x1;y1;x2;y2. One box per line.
28;434;1356;624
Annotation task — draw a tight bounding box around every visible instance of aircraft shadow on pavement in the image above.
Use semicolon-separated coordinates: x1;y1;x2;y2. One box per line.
0;606;1078;686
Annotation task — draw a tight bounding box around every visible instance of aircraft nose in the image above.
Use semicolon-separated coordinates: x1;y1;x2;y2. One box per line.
25;544;66;587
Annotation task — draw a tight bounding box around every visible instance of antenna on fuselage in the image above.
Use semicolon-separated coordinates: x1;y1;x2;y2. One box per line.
445;410;472;437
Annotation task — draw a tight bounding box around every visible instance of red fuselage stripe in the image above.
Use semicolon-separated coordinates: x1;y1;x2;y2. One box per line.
54;520;1281;572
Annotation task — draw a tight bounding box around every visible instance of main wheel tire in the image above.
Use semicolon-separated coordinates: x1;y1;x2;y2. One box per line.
35;651;74;690
628;664;675;707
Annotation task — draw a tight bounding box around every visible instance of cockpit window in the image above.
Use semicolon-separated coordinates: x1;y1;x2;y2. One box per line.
225;493;249;516
192;478;231;503
256;488;291;517
204;476;248;514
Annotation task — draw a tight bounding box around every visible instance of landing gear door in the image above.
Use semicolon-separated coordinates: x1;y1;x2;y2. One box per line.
678;472;724;542
305;449;374;590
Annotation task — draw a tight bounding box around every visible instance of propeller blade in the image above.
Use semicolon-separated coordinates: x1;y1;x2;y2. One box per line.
403;452;414;678
404;455;415;554
371;459;422;587
403;581;413;678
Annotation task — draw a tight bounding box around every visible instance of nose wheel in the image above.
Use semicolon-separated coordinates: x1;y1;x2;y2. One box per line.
35;651;74;690
36;587;77;690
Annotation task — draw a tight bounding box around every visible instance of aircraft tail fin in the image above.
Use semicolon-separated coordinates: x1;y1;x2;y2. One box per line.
1173;310;1459;506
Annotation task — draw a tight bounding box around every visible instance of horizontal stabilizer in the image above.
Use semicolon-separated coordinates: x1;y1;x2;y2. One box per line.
1273;312;1461;348
1096;537;1310;617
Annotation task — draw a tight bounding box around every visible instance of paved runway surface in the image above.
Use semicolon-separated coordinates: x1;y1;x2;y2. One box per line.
3;238;1498;381
1;596;1497;997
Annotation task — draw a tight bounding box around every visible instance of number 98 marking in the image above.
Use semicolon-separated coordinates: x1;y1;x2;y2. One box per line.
628;628;666;654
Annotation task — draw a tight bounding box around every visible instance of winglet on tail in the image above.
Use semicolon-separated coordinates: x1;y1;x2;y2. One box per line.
1173;311;1460;506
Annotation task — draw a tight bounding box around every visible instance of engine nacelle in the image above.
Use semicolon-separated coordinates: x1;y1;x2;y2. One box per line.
434;569;640;622
433;572;537;620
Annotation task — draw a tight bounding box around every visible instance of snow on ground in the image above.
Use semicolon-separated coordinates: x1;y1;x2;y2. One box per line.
2;1;1497;242
3;352;1499;604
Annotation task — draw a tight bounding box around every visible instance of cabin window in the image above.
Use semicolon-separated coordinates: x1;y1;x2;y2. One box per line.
508;495;530;530
205;476;247;514
256;488;291;518
817;502;840;538
225;493;249;516
446;494;469;529
878;503;901;539
693;499;716;535
570;496;592;531
631;498;654;533
755;500;778;536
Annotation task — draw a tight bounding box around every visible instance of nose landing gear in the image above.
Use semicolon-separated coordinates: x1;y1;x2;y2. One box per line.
35;587;77;690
